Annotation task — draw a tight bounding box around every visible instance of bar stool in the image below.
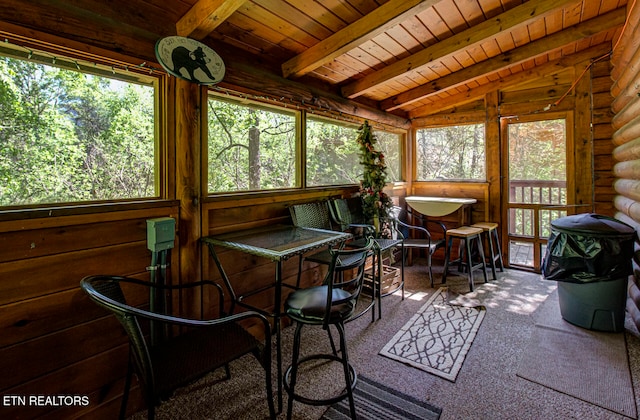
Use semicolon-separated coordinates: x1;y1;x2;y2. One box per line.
442;226;488;292
471;222;505;280
283;239;374;420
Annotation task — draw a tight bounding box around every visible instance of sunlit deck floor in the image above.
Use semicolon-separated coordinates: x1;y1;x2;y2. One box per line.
509;241;545;268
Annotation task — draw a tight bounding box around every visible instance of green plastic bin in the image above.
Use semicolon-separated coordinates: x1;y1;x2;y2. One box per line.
542;213;635;332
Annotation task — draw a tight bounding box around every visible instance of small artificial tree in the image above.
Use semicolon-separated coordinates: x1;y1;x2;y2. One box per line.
356;121;392;232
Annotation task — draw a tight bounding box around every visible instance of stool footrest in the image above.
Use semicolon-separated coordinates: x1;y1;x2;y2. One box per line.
284;354;357;406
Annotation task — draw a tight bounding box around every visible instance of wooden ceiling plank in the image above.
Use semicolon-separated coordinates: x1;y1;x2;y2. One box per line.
408;42;612;117
176;0;247;39
341;0;580;99
381;7;624;111
281;0;441;78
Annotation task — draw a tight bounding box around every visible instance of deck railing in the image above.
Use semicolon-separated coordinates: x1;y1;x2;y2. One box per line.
509;180;566;205
508;180;567;238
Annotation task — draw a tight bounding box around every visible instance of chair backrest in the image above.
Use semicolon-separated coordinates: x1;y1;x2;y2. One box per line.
81;275;275;419
329;197;365;231
289;201;334;230
80;275;156;401
322;238;374;327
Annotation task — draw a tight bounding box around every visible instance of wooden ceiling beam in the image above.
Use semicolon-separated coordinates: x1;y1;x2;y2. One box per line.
176;0;247;40
341;0;580;99
408;42;614;118
385;8;625;113
281;0;440;79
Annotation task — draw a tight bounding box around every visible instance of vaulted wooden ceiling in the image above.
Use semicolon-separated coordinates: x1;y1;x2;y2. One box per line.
0;0;627;121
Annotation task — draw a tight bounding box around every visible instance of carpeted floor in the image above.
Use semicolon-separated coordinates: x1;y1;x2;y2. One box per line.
131;260;640;420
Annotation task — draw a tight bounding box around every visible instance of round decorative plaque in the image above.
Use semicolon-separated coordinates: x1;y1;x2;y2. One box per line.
155;36;225;85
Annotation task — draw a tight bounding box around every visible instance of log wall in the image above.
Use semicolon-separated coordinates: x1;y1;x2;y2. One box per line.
610;1;640;331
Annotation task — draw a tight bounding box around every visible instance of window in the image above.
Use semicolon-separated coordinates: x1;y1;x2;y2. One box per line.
306;117;360;187
0;48;157;207
207;96;298;193
416;123;486;181
374;129;402;182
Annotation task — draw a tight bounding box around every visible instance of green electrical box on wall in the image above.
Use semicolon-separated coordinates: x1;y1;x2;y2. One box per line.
146;217;176;252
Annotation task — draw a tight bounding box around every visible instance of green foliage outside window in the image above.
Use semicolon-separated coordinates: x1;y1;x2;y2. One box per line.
306;117;360;187
373;130;401;182
416;124;485;181
0;55;156;207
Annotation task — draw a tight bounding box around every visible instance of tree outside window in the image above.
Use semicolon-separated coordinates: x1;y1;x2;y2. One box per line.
0;53;156;207
207;96;297;193
416;124;486;181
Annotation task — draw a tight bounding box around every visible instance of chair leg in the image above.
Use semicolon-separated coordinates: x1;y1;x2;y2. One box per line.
327;326;338;356
492;228;505;271
485;231;498;280
119;356;133;420
476;236;488;284
400;243;405;300
464;238;475;292
286;322;304;420
336;322;357;420
442;237;453;285
427;251;434;288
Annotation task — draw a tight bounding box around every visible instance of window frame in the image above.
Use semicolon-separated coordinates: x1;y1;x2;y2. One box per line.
0;41;164;211
205;92;302;195
413;121;487;182
205;90;408;198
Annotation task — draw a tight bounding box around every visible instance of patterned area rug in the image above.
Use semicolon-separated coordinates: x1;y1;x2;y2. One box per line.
321;375;441;419
379;287;486;381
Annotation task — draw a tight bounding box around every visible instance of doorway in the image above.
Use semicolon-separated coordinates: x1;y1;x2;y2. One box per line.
501;113;575;272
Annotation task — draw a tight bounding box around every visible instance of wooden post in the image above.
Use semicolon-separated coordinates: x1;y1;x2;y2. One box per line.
485;90;500;224
574;61;594;211
175;79;202;288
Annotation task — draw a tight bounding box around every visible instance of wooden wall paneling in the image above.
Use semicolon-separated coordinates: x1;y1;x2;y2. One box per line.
1;345;137;419
499;84;570;104
610;0;640;81
0;315;126;391
0;218;150;264
612;90;640;131
499;97;575;116
0;242;149;306
0;272;149;349
613;114;640;146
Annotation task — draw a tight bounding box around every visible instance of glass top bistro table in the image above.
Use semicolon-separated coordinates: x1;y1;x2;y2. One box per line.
201;224;352;412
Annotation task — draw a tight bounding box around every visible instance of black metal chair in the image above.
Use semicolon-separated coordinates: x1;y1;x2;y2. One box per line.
331;198;404;318
385;206;447;287
290;200;380;323
289;201;361;284
80;275;276;420
329;197;376;238
283;239;374;420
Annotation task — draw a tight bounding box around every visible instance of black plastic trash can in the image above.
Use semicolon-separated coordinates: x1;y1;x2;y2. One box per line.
542;213;635;332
